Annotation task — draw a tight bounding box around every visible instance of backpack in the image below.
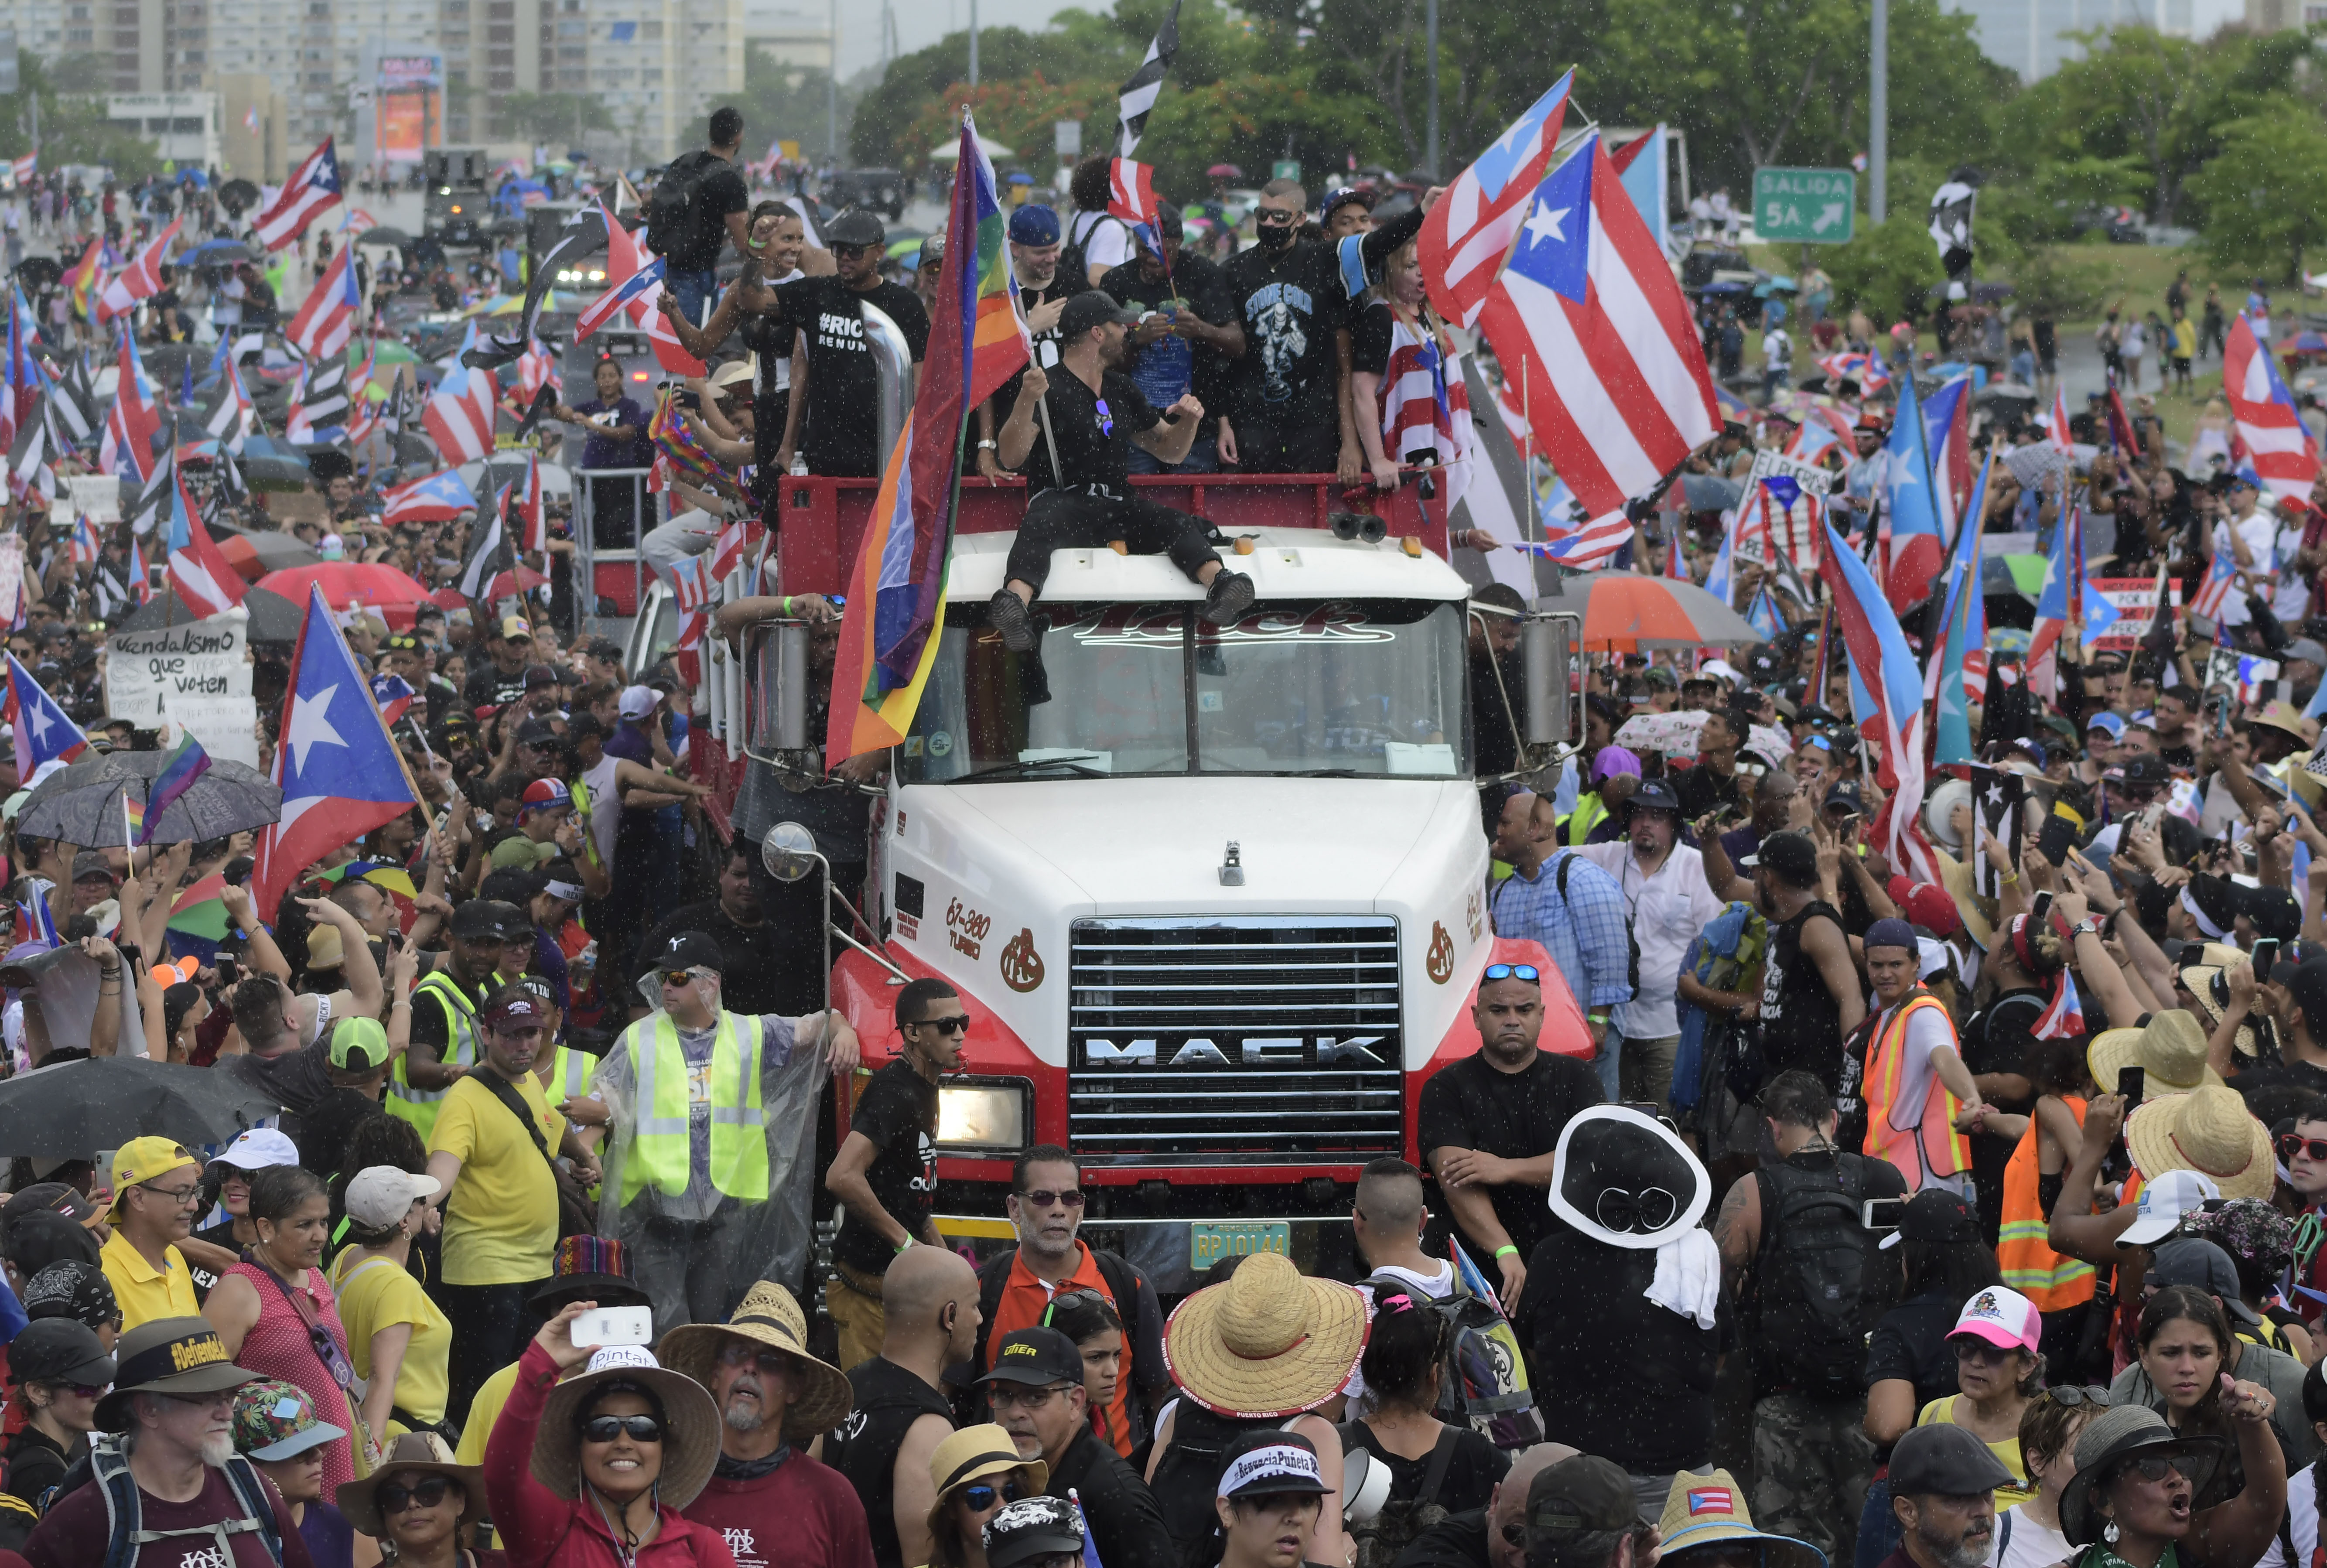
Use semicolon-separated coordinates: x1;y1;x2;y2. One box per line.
1362;1269;1541;1450
969;1246;1149;1418
84;1431;286;1568
644;150;725;260
1551;854;1641;1001
1057;211;1128;293
1340;1424;1460;1568
1150;1403;1275;1568
1749;1152;1878;1399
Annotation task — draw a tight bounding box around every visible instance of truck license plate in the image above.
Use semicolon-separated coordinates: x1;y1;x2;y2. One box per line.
1190;1221;1291;1271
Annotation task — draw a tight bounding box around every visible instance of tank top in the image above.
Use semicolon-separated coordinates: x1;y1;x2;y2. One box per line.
824;1356;955;1568
222;1260;359;1499
1758;898;1849;1096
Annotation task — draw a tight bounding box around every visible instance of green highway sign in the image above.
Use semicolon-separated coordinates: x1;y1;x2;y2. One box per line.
1752;167;1856;244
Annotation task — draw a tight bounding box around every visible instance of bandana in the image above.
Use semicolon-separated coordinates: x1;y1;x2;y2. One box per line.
2178;885;2228;941
543;880;584;903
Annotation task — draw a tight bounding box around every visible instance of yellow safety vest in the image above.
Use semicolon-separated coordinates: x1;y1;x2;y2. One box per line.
541;1046;595;1104
390;970;482;1142
617;1010;769;1204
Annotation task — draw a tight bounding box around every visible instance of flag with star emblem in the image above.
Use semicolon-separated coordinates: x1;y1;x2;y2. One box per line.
1419;71;1573;329
1880;369;1944;614
1966;763;2024;899
1927;452;1991;766
1475;130;1719;522
5;653;89;782
2224;316;2320;503
251;583;423;916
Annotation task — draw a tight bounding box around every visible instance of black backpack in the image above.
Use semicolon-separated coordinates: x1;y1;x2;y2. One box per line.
1057;211;1128;292
1341;1423;1460;1568
969;1246;1148;1402
644;150;724;260
1150;1403;1275;1568
1749;1151;1878;1398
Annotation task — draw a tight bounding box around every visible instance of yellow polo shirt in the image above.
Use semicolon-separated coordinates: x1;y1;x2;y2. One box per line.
100;1231;199;1330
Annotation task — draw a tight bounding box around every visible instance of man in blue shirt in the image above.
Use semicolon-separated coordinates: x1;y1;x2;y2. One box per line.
1488;790;1633;1091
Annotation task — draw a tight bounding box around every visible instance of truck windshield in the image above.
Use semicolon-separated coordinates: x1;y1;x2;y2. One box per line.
898;600;1469;782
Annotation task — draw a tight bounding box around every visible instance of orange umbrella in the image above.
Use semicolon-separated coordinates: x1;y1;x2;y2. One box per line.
1545;572;1763;653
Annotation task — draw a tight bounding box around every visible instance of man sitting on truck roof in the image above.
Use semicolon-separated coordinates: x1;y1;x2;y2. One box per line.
987;290;1257;654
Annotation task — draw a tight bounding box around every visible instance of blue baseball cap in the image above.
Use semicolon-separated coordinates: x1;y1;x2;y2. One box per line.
2087;711;2125;741
1008;205;1060;246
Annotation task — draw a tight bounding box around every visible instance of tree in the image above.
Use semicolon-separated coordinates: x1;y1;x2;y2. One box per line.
1820;209;1944;325
0;54;163;177
731;48;858;163
852;26;1124;168
2188;105;2327;284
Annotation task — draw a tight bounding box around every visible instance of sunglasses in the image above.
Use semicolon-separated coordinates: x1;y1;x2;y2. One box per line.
62;1382;106;1399
987;1384;1069;1411
580;1414;664;1444
1482;963;1541;984
914;1015;972;1034
2123;1454;2201;1483
1018;1189;1084;1209
831;243;876;258
379;1477;454;1514
2046;1386;2115;1409
2280;1134;2327;1162
961;1479;1025;1511
660;970;700;987
1951;1338;2021;1363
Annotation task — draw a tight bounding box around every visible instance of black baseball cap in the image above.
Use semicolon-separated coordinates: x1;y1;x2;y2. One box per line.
1058;290;1140;342
1526;1456;1638;1541
8;1317;113;1388
1746;830;1819;888
983;1495;1087;1568
1889;1422;2016;1497
826;207;885;247
450;899;529;941
1216;1430;1332;1499
977;1326;1085;1388
1626;779;1681;817
655;930;724;974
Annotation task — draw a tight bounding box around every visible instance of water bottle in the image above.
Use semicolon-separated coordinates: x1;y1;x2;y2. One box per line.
789;452;809;476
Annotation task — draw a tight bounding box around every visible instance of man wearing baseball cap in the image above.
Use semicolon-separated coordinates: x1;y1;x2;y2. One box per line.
422;981;603;1424
988;289;1256;655
589;928;858;1338
1879;1423;2013;1568
1521;1454;1652;1568
97;1139;205;1332
982;1326;1169;1568
393;898;527;1142
974;204;1077;479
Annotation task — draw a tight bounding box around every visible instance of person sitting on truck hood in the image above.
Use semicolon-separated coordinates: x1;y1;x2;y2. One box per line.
586;929;861;1342
987;290;1258;655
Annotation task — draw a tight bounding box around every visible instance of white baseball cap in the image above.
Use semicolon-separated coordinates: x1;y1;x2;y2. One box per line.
2118;1167;2221;1247
214;1128;299;1172
342;1165;444;1230
618;685;659;720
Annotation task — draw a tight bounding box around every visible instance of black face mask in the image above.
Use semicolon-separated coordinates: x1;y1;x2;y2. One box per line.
1254;211;1297;249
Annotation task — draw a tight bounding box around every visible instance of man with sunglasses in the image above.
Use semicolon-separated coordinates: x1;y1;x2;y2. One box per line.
96;1138;207;1333
969;1146;1168;1459
982;1326;1171;1568
589;930;860;1340
827;978;959;1370
750;206;929;480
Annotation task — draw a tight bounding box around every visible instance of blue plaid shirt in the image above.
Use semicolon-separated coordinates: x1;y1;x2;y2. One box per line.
1490;849;1634;1015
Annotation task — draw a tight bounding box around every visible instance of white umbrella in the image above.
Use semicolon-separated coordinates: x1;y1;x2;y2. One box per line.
1616;710;1713;758
928;134;1015;162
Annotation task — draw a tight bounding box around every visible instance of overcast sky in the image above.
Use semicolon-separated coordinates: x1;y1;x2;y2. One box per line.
836;0;1086;80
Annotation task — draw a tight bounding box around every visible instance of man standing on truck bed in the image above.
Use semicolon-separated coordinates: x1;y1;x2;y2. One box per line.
987;290;1257;652
647;106;753;329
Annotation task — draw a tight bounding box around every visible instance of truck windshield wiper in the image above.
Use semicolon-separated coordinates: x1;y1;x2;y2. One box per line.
951;757;1114;782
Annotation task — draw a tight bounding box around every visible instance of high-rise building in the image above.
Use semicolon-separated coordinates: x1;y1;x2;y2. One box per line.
1944;0;2235;78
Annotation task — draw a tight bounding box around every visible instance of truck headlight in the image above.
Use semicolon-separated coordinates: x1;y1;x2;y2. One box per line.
936;1080;1030;1152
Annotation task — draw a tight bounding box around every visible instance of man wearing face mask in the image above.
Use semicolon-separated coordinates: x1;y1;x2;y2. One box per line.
1216;180;1439;476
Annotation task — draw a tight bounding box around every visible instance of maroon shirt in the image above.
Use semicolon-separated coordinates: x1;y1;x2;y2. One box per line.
24;1464;316;1568
683;1455;875;1568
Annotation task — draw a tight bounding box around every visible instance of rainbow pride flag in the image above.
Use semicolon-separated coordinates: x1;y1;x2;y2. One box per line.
136;732;212;845
64;236;103;321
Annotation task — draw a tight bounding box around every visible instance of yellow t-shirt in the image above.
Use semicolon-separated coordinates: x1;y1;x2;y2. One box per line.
1917;1396;2035;1508
454;1357;521;1467
329;1252;454;1427
99;1231;199;1331
427;1073;568;1286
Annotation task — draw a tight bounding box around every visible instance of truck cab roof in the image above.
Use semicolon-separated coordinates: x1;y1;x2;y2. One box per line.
941;526;1473;605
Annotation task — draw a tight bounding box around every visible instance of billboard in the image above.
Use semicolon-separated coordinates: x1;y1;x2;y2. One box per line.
378;54;444;90
378;91;437;163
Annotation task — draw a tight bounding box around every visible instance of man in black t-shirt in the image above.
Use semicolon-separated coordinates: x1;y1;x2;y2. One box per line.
1417;967;1605;1314
762;208;931;477
657;105;752;328
976;205;1076;475
988;290;1254;653
825;978;953;1371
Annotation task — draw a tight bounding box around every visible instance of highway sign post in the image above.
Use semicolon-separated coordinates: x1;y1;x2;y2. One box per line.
1753;167;1856;244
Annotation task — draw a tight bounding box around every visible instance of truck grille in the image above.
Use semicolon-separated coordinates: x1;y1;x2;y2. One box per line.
1067;916;1404;1166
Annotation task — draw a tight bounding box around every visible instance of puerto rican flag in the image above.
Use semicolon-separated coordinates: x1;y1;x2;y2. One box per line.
2190;540;2243;623
100;330;161;485
94;218;181;322
514;451;545;553
2033;967;2086;1039
285;236;360;359
254;138;343;252
1417;70;1572;329
423;366;498;465
157;453;244;618
200;354;257;452
709;515;762;581
1817;350;1889;392
2224;315;2320;503
10;154;32;184
1820;516;1937;885
1520;511;1633;570
5;652;89;783
1922;373;1974;547
1475;130;1719;523
0;288;34;455
598;210;703;374
576;253;666;343
2050;383;2073;454
382;468;476;523
1373;323;1476;517
369;671;417;726
670;553;712;651
1881;372;1944;613
515;338;559;410
68;513;99;566
1106;158;1160;228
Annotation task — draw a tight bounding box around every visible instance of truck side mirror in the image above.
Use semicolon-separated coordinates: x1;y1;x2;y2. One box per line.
742;620;812;762
1522;614;1578;747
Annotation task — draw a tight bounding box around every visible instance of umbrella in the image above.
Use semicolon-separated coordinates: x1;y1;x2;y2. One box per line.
184;238;253;265
0;1056;278;1157
1745;723;1796;767
360;227;414;248
929;133;1014;161
1538;572;1765;650
17;749;283;847
256;562;433;629
2281;331;2327;356
12;256;60;289
217;530;321;581
1678;474;1743;510
1616;709;1713;756
1206;163;1244;180
218;178;261;215
1700;280;1748;294
237;453;314;492
430;564;548;609
116;584;304;640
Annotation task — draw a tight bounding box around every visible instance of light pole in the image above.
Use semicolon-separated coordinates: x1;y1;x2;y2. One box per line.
827;0;839;162
1425;0;1439;179
968;0;979;86
1870;0;1887;222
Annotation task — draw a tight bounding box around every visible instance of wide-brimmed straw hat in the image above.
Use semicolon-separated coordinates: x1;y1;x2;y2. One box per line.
2125;1084;2274;1202
1162;1252;1367;1420
337;1432;485;1537
532;1345;721;1509
2177;958;2262;1062
2059;1404;2224;1545
2087;1009;2221;1097
657;1281;853;1439
1655;1469;1826;1568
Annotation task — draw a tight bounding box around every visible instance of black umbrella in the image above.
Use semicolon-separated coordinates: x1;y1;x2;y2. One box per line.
221;528;321;574
13;256;60;290
362;227;415;248
238;454;314;492
18;750;283;847
115;583;304;640
219;178;261;216
0;1056;278;1156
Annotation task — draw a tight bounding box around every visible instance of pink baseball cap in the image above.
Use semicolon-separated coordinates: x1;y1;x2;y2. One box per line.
1949;1285;2040;1354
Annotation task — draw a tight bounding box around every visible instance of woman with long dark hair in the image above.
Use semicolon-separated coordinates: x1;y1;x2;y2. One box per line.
2115;1286;2304;1509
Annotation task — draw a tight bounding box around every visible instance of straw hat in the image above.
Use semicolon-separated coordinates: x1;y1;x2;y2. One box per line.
2125;1085;2274;1201
1655;1469;1824;1568
927;1423;1048;1502
658;1281;854;1439
2179;960;2263;1062
532;1345;721;1509
1931;847;1995;949
2086;1009;2221;1097
1162;1253;1367;1420
337;1431;485;1538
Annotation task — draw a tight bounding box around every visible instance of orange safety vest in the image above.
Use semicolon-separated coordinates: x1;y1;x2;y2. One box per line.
1997;1095;2096;1311
1863;991;1972;1188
